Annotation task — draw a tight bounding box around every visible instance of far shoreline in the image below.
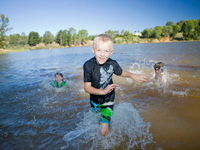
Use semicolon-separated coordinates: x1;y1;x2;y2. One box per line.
1;39;200;55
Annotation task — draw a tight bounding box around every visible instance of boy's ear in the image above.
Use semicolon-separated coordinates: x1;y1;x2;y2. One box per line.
110;49;113;55
92;48;95;53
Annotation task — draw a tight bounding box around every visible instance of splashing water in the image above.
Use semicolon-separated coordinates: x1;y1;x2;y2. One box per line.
172;89;189;96
41;77;72;93
62;102;153;150
128;63;143;74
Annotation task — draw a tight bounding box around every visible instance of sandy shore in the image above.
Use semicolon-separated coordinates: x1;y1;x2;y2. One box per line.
0;39;199;55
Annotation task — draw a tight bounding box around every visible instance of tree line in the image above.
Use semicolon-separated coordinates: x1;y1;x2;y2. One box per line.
0;13;200;49
141;20;200;40
0;14;94;49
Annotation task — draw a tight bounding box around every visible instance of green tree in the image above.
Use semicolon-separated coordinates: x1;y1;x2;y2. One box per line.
151;30;161;39
9;32;28;47
28;32;40;46
43;31;54;44
166;21;174;26
19;32;28;46
62;30;68;46
56;30;68;46
161;26;173;37
68;27;76;46
172;24;181;38
0;14;12;48
141;28;153;38
120;30;133;43
9;34;20;46
56;30;62;45
177;20;185;27
151;26;162;39
181;20;196;39
77;29;88;45
193;20;200;40
87;35;95;41
104;30;119;39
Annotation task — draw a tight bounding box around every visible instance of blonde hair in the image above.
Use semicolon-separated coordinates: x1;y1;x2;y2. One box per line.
93;34;113;50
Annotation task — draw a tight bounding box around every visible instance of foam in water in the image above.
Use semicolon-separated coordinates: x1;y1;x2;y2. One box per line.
62;102;153;150
128;63;143;74
172;90;188;96
127;62;170;90
126;63;144;84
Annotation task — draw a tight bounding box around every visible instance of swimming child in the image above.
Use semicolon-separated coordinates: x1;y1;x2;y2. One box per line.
51;72;68;88
154;62;167;83
83;34;147;136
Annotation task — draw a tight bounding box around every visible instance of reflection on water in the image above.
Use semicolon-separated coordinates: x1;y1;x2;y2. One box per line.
0;42;200;150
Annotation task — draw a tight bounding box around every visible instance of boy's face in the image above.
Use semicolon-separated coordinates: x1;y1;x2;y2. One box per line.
155;68;162;74
55;75;63;83
92;41;113;64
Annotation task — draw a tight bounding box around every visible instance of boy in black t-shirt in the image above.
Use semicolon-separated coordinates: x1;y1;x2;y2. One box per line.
83;34;147;136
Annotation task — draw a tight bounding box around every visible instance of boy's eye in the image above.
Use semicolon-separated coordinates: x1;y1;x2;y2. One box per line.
96;49;111;52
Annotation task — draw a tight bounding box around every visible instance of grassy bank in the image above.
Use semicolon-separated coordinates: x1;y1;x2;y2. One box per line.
0;38;199;55
0;43;67;54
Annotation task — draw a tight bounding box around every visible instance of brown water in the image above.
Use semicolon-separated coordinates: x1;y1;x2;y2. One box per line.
0;41;200;150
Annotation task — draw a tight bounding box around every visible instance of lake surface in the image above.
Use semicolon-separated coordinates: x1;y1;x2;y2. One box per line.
0;41;200;150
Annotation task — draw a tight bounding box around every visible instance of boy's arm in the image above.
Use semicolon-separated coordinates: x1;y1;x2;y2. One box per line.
120;70;147;82
162;74;167;83
84;82;119;95
50;81;55;87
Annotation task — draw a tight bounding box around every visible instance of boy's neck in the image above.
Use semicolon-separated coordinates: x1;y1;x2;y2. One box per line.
94;57;110;65
57;80;63;84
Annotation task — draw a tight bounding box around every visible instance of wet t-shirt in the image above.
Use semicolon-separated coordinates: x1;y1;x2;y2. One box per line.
83;57;123;104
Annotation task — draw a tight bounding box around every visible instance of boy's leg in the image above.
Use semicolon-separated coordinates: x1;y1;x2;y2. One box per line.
99;107;113;136
100;123;109;136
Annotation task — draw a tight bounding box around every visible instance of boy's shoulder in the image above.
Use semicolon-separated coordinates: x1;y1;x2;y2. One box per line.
107;58;118;63
83;57;96;72
84;57;96;66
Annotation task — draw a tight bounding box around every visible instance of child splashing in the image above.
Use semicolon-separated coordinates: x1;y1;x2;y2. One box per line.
63;35;153;149
83;34;147;136
50;72;68;88
153;62;169;94
154;62;167;83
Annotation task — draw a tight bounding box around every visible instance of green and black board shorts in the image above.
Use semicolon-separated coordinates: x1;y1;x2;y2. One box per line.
90;101;113;124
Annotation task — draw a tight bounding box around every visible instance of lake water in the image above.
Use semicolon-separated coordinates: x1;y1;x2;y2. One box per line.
0;41;200;150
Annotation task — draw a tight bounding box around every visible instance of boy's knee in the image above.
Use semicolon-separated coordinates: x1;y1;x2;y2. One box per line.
101;129;108;136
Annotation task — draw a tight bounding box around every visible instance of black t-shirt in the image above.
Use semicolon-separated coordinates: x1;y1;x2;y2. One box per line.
83;57;123;104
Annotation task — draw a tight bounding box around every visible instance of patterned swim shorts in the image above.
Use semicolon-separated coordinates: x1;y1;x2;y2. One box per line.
90;101;113;124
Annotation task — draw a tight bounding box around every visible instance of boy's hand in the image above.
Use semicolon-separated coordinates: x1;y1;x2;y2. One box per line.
133;74;148;82
121;71;148;83
103;84;119;95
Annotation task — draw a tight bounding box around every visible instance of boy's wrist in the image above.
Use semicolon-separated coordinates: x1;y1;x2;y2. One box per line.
130;73;136;79
100;89;106;95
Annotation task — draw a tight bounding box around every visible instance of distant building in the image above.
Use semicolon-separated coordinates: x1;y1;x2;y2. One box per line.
133;32;142;36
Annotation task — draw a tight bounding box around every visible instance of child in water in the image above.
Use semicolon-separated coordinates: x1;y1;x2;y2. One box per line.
51;72;68;88
154;62;167;83
83;34;147;136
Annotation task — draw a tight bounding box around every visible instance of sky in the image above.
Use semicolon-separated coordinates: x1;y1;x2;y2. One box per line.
1;0;200;36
